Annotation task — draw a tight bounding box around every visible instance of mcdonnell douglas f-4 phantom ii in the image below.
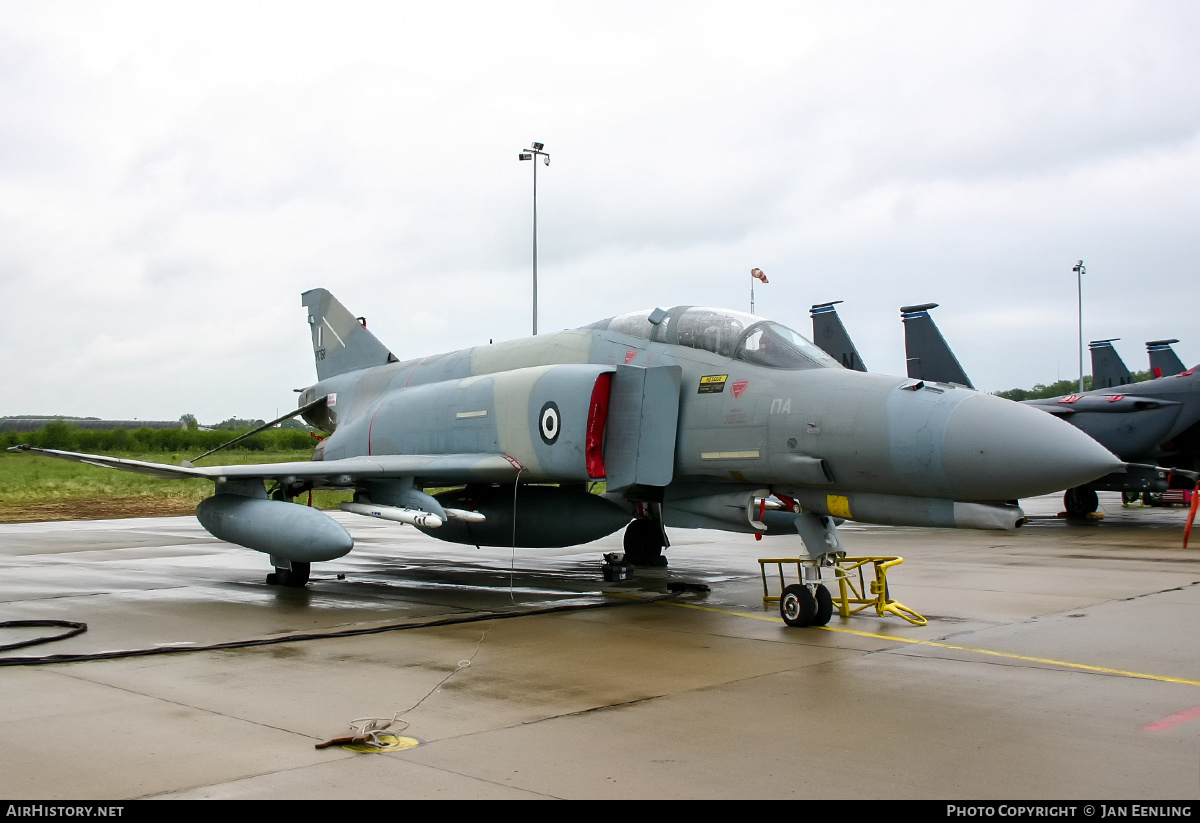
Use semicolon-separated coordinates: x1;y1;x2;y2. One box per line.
11;290;1123;626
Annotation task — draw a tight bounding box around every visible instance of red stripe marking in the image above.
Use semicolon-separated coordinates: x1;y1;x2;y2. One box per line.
403;357;430;388
1142;704;1200;732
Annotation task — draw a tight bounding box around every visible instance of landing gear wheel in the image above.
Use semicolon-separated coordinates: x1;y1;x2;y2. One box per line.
1144;492;1164;507
813;584;833;626
266;561;310;587
1064;487;1099;515
623;519;666;567
1122;491;1142;505
780;584;817;628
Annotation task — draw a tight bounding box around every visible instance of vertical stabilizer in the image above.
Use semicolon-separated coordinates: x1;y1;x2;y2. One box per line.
900;303;974;389
810;301;867;372
301;289;397;381
1089;339;1132;389
1147;339;1186;378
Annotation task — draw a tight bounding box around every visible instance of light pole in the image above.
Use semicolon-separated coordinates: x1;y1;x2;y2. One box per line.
1073;260;1086;393
518;142;550;335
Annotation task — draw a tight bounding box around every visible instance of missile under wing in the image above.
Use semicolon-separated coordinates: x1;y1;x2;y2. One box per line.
11;290;1122;625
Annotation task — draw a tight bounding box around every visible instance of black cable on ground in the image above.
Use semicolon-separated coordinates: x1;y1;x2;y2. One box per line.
0;620;88;652
0;590;688;667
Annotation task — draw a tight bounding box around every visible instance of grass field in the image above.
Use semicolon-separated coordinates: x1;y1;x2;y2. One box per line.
0;450;352;523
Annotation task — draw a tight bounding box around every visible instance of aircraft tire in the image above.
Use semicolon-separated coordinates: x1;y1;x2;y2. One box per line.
1122;491;1142;505
780;584;817;628
267;562;311;587
813;584;833;626
623;519;664;566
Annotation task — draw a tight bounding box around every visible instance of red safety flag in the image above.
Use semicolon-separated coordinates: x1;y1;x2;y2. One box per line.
1185;482;1199;550
751;267;768;284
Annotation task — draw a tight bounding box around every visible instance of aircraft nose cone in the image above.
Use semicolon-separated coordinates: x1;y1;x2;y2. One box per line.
940;394;1124;500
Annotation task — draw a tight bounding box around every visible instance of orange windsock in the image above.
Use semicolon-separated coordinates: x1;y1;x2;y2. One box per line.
751;268;768;283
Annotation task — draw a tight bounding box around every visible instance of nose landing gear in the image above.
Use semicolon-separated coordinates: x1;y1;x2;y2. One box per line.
780;583;834;628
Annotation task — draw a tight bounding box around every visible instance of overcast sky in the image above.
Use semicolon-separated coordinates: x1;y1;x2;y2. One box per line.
3;1;1198;422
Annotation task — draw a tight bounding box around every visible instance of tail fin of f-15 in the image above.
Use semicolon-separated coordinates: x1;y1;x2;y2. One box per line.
1147;339;1186;378
301;289;397;381
810;301;867;372
1089;339;1132;389
900;303;974;389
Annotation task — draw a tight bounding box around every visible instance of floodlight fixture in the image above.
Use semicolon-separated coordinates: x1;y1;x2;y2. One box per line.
1073;260;1086;392
518;141;551;335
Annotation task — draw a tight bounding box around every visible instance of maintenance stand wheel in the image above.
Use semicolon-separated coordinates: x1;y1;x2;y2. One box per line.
1063;486;1099;515
813;584;833;627
780;584;817;627
623;519;666;567
266;561;311;587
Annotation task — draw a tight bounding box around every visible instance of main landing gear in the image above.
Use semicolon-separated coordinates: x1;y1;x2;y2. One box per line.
266;558;311;587
623;504;669;567
264;484;313;587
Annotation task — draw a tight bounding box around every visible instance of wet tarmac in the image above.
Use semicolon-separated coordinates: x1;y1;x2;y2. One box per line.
1;493;1199;799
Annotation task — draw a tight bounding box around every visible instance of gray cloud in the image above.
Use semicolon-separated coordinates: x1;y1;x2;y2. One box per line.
2;1;1197;422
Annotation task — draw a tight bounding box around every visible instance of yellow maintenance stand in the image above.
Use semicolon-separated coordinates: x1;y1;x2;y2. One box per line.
759;555;926;628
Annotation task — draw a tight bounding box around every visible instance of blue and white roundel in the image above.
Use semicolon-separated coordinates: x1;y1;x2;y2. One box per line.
539;402;560;445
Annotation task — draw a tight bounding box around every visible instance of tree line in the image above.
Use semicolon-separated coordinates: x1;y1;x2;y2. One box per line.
994;370;1154;401
2;421;318;453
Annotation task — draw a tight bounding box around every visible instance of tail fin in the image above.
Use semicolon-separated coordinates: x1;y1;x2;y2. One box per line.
1088;339;1132;388
301;289;397;381
810;301;867;372
1147;339;1186;378
900;303;974;389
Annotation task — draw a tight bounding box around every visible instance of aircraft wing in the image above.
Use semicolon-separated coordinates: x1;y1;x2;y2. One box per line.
6;446;522;487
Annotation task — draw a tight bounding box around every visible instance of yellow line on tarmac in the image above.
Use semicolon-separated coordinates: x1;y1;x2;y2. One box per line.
663;600;1200;688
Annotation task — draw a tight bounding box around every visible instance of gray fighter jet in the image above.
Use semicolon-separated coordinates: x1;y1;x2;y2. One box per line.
881;303;1200;513
11;290;1121;626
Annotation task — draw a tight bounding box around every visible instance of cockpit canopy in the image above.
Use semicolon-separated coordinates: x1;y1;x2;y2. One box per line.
595;306;841;371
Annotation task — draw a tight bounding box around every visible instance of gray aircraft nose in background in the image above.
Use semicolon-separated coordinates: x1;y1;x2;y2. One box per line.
937;392;1125;500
